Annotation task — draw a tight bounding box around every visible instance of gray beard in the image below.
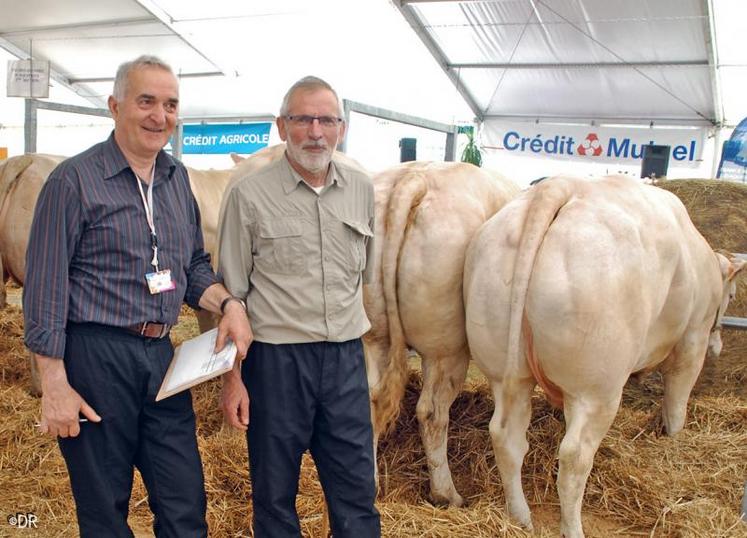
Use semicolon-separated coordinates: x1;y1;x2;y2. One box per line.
287;143;332;174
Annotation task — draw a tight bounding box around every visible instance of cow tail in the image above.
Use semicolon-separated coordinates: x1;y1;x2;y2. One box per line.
374;170;428;434
507;179;572;408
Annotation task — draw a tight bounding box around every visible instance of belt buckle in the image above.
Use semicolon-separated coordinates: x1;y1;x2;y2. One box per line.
140;321;162;338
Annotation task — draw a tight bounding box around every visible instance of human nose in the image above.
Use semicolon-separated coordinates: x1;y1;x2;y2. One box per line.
307;118;324;138
149;105;166;124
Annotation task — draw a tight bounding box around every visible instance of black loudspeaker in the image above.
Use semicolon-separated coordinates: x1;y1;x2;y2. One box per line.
399;137;416;162
640;144;670;179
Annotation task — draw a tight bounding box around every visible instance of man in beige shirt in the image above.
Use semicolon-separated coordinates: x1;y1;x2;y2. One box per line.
218;76;380;538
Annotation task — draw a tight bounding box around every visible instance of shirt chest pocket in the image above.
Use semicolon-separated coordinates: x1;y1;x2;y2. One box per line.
257;218;307;275
342;219;373;272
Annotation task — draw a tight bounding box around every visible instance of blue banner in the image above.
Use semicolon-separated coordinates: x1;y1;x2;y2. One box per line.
717;117;747;181
180;123;272;154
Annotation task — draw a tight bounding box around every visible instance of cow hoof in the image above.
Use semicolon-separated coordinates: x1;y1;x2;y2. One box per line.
430;492;465;508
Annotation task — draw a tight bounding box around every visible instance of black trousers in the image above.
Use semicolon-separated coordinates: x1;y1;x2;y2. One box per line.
243;339;381;538
58;323;207;538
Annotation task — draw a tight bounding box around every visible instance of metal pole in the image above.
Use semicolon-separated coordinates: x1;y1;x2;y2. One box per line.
24;99;37;153
173;121;183;160
444;131;456;161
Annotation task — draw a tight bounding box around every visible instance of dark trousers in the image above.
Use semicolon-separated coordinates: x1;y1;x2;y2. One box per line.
58;323;207;538
243;339;381;538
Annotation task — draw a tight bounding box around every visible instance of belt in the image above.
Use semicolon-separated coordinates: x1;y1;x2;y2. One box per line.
125;321;171;339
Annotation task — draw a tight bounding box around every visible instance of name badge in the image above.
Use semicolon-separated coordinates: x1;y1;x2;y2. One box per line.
146;269;176;294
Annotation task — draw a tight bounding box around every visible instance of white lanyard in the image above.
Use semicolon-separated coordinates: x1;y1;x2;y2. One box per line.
135;165;159;271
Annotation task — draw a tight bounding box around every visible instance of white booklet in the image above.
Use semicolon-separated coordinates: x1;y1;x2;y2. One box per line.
156;328;237;401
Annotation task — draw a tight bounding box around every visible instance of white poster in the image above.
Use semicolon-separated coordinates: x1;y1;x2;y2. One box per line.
483;121;707;168
7;59;50;98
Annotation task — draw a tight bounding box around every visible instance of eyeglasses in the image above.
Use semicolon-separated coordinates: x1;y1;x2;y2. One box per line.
285;115;344;128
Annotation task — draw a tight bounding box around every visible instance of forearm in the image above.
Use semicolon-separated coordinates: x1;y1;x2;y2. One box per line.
197;283;235;315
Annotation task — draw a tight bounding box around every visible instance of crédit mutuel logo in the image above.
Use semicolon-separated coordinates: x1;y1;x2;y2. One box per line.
577;133;603;157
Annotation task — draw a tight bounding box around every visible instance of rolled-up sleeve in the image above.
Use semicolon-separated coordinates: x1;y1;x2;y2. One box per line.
184;195;219;309
23;175;81;359
217;185;253;300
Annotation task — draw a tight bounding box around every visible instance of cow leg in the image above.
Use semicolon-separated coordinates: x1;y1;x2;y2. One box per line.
29;352;42;397
416;348;469;507
557;394;620;538
362;337;388;496
195;309;218;334
488;376;534;529
660;333;708;435
0;257;6;308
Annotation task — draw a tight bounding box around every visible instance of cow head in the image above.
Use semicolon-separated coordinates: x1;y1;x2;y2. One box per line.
708;252;746;358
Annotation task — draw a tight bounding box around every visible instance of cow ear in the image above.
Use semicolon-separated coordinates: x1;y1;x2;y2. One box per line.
230;153;244;164
728;258;746;281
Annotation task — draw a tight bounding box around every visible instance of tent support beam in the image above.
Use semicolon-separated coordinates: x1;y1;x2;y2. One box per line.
393;0;484;122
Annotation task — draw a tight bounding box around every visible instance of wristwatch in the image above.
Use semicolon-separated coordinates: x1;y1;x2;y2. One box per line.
220;296;247;315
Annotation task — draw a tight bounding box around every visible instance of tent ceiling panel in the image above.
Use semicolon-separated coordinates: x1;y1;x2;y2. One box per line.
397;0;726;126
460;64;712;123
0;0;150;33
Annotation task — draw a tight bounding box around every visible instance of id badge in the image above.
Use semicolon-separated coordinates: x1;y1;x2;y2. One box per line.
145;269;176;294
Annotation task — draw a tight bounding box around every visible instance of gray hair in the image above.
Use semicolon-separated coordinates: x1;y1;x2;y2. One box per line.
279;76;344;118
112;55;175;100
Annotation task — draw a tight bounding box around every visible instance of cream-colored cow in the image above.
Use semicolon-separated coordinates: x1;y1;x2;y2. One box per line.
0;154;65;309
463;175;744;538
364;161;518;506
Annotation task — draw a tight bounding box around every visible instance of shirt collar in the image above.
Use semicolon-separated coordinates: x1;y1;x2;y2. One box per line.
280;152;348;195
101;131;176;182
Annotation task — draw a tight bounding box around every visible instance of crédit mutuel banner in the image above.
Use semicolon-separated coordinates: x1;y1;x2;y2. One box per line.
484;121;706;168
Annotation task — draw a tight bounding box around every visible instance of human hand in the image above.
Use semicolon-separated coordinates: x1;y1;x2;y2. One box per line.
221;368;249;431
37;355;101;438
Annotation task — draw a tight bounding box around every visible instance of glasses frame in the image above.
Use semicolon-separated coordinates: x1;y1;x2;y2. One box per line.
284;115;344;128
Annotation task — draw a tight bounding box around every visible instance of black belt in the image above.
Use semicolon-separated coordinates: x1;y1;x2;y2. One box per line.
125;321;171;339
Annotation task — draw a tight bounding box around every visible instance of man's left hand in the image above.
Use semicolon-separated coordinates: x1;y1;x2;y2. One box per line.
215;300;253;360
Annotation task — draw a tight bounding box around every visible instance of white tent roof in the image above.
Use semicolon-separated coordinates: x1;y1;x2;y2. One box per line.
395;0;747;128
1;0;745;130
0;0;473;124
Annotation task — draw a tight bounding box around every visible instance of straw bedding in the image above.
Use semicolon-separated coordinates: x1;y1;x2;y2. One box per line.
0;179;745;537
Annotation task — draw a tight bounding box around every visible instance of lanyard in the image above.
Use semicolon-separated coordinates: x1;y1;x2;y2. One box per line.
135;165;159;271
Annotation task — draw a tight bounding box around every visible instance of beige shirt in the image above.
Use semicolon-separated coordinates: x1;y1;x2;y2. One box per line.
218;154;374;344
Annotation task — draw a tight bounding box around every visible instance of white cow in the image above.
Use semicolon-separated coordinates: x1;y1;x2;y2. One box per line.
364;161;518;506
463;175;744;537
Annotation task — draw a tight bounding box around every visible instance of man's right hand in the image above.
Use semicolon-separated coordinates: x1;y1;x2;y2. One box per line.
36;354;101;438
221;364;249;432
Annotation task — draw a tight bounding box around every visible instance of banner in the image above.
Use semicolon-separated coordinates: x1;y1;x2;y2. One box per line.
7;59;50;98
181;123;272;154
717;117;747;181
483;121;706;168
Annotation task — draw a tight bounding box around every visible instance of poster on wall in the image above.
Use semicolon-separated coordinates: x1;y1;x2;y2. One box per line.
717;117;747;181
7;59;50;98
483;121;706;168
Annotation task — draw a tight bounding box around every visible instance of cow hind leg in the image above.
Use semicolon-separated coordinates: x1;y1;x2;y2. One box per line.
557;394;621;538
660;333;708;436
0;256;6;309
488;376;535;529
29;352;42;397
416;347;470;507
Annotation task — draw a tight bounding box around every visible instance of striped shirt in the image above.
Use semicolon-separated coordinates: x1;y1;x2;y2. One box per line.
23;133;218;359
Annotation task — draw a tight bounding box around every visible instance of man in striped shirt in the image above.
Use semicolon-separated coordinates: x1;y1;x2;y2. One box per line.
23;55;252;538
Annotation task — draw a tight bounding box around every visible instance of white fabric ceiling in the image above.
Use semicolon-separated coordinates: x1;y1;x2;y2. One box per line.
1;0;745;128
395;0;747;128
